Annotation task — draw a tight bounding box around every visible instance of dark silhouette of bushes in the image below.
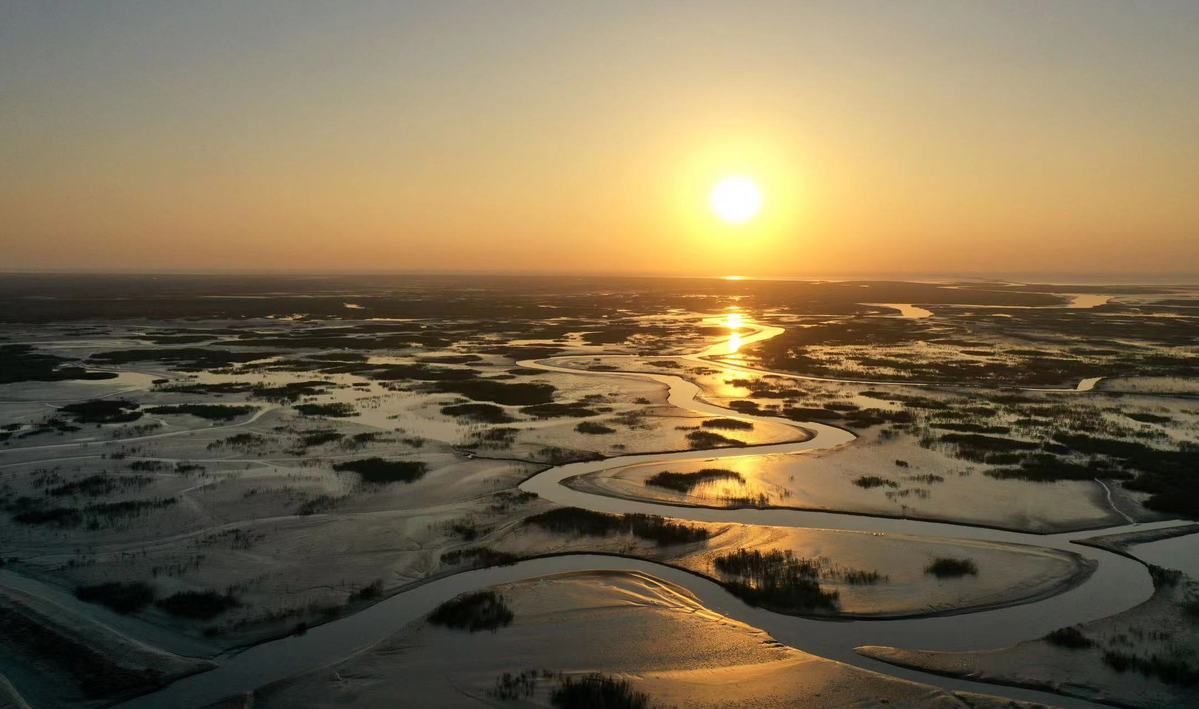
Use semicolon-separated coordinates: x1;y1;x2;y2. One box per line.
434;380;555;405
442;403;515;423
0;344;117;384
13;506;83;527
441;547;520;568
75;582;156;614
685;430;744;448
701;418;754;431
300;430;343;446
1102;650;1199;686
333;458;428;484
156;590;239;619
1044;626;1094;649
645;468;743;492
925;557;978;578
143;404;254;420
575;421;616;434
853;475;898;489
552;674;651;709
428;591;513;632
294;402;358;417
713;548;839;612
520;403;599;418
524;507;710;546
59;399;142;424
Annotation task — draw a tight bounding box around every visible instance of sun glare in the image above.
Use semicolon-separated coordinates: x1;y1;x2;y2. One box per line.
709;175;763;224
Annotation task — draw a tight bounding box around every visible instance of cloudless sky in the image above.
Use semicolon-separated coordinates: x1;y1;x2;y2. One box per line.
2;1;1197;277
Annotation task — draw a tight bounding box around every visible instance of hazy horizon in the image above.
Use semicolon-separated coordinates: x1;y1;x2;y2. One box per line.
3;1;1197;276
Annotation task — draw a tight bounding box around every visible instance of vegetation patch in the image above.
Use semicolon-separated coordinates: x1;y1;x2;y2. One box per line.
701;418;754;431
434;380;556;405
925;557;978;578
520;403;599;418
75;582;156;614
552;673;651;709
156;590;239;619
524;507;710;546
685;430;744;448
442;403;515;423
428;591;513;632
645;468;744;493
333;457;428;484
0;344;118;384
58;399;142;424
294;402;358;417
1043;626;1094;649
713;548;839;612
143;404;255;420
575;421;616;434
853;475;898;489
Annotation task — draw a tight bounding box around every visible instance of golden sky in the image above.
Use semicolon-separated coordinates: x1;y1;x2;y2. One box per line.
2;2;1197;277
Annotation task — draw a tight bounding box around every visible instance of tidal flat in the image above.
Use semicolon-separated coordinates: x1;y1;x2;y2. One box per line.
0;274;1197;708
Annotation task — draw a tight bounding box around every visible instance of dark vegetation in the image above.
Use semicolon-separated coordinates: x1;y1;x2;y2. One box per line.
1043;626;1094;649
428;591;513;632
434;380;555;405
552;674;652;709
520;403;599;418
156;590;239;619
701;418;754;431
143;404;255;421
924;557;978;578
575;421;616;434
1102;650;1199;687
293;402;358;417
523;507;710;546
442;403;515;423
685;430;744;448
333;458;428;484
441;547;521;568
0;344;117;384
645;468;743;492
75;582;156;614
853;475;898;489
713;548;839;612
58;399;142;424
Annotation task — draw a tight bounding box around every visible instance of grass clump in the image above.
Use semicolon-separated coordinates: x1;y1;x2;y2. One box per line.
551;673;651;709
685;430;744;449
156;590;238;619
701;418;754;431
442;403;515;423
75;581;156;614
713;548;839;612
575;421;616;435
645;468;743;493
143;404;254;420
853;475;898;489
294;402;358;417
925;557;978;578
58;399;142;424
428;590;513;632
333;458;428;484
434;380;556;406
1044;626;1094;649
524;507;709;546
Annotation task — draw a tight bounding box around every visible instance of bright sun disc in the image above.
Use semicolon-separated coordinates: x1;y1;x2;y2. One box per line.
709;175;763;224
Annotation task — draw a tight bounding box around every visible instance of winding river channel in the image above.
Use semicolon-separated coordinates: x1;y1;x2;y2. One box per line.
123;322;1193;709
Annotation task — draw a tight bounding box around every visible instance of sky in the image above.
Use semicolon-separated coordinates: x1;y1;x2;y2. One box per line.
2;1;1197;278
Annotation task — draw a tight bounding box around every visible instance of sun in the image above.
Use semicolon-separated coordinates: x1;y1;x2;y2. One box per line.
709;175;763;224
